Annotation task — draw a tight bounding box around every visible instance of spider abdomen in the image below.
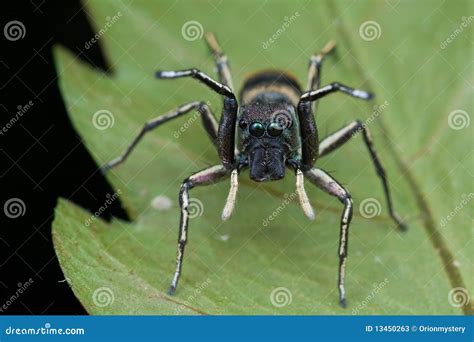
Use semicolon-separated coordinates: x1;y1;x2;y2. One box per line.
240;70;302;106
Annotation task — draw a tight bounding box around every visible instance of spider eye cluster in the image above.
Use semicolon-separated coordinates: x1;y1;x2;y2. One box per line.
240;119;291;137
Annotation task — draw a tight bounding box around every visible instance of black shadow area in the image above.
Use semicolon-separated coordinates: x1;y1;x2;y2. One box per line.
0;0;130;314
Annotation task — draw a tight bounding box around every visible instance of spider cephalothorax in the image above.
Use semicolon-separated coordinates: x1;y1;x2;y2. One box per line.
103;33;406;307
237;101;300;182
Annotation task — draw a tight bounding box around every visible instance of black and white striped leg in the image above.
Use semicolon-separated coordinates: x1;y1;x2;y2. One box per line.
305;168;353;307
306;40;336;91
300;82;373;103
297;78;371;169
318;120;407;231
168;165;230;295
102;102;218;171
155;68;235;98
205;33;234;90
155;67;238;169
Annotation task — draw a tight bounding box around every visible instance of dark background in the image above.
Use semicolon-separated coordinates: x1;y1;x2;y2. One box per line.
1;0;129;314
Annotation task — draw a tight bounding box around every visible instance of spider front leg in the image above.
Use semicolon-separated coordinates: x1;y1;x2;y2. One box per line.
297;82;373;170
318;120;407;230
306;40;336;91
301;82;373;103
155;68;238;169
305;168;353;307
168;165;230;295
295;40;337;170
155;63;240;294
102;102;218;170
205;32;234;90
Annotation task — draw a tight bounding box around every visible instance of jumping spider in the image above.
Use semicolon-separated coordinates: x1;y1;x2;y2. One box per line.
103;33;406;307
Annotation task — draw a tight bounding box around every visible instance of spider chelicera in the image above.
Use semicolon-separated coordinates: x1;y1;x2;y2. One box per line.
103;33;406;307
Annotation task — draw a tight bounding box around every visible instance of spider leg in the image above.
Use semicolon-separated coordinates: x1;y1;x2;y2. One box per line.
295;41;336;172
306;40;336;91
304;168;353;308
300;82;373;103
296;99;319;170
102;102;218;171
319;120;407;230
168;165;230;295
205;33;234;90
155;68;238;170
297;78;372;170
155;68;234;98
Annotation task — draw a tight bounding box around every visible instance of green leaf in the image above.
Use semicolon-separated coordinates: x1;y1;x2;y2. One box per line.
53;0;472;314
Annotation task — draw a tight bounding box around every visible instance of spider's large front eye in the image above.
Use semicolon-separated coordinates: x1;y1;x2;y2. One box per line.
249;122;265;137
267;122;284;137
